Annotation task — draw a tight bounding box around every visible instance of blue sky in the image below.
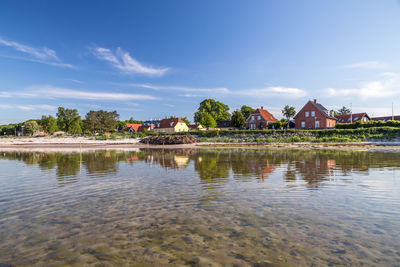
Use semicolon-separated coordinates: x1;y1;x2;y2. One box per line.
1;0;400;124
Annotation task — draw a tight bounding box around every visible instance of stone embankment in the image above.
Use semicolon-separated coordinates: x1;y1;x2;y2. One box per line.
140;135;199;145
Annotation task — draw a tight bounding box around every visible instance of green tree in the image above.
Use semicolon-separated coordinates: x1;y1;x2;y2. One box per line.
181;117;190;125
201;113;217;129
84;110;119;133
24;120;40;135
194;99;230;124
282;105;296;120
40;115;57;134
337;106;351;115
240;105;255;120
56;107;82;134
231;110;245;128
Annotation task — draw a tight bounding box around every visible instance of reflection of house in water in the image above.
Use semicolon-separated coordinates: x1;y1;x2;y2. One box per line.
174;155;190;169
259;162;277;181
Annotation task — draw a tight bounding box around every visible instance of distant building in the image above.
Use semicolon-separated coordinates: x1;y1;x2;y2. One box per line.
336;113;370;124
125;123;142;133
294;99;337;129
217;120;233;130
188;124;205;131
245;107;277;130
142;119;160;130
370;115;400;121
153;118;189;133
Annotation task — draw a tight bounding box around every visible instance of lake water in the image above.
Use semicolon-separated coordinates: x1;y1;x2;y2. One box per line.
0;148;400;266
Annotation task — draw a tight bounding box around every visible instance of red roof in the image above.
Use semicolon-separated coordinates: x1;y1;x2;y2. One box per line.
125;123;142;131
256;107;277;122
336;113;369;123
156;118;186;129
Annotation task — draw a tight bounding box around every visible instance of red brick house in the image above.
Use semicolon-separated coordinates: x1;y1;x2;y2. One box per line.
245;107;277;130
294;99;337;129
336;113;370;124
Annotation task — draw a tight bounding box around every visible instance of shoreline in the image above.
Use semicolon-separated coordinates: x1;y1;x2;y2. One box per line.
1;138;400;152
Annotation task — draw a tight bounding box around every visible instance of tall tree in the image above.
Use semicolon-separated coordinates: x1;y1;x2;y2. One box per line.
56;107;82;134
84;110;119;133
40;115;57;134
240;105;255;120
231;110;245;128
200;113;217;129
194;99;230;124
337;106;351;115
282;105;296;120
24;121;40;136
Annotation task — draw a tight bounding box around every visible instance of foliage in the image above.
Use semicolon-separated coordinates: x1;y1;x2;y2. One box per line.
40;115;57;134
282;105;296;120
127;117;144;124
337;106;351;115
181;117;190;125
194;99;230;124
84;110;120;133
240;105;255;120
56;107;82;134
24;120;40;135
200;113;217;129
231;110;245;128
336;120;400;129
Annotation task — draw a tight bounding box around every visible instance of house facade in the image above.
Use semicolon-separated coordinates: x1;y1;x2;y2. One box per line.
294;99;337;129
217;120;233;130
336;113;370;124
245;107;277;130
153;118;189;133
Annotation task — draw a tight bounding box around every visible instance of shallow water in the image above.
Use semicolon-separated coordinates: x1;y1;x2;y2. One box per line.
0;148;400;266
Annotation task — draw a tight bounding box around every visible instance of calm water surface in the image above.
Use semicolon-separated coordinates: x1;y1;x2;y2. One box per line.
0;148;400;266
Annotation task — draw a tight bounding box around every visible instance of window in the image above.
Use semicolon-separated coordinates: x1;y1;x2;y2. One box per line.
251;115;255;121
315;120;320;128
257;115;261;120
301;121;305;128
311;111;315;117
305;112;309;117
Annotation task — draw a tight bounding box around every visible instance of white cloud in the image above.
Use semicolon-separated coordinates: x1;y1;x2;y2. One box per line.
344;61;388;69
92;47;169;76
29;86;159;101
325;72;400;99
237;86;307;99
122;83;229;94
0;37;74;69
0;86;159;101
0;104;57;111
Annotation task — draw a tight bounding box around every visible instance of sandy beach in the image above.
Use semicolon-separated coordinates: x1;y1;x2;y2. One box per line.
1;137;400;152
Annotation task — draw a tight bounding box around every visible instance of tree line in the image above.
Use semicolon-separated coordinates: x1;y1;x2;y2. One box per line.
0;100;358;136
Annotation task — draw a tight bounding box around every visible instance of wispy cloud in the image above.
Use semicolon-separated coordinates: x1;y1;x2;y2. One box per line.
120;83;229;94
0;104;57;111
91;47;169;76
325;72;400;99
344;61;388;69
236;86;307;99
0;86;159;101
0;37;75;69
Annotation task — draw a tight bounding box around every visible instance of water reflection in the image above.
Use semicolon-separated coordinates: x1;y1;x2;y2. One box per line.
1;149;400;266
2;149;400;188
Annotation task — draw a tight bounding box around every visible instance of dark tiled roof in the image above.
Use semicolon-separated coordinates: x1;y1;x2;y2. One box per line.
311;102;336;119
371;115;400;121
217;120;231;128
156;118;185;129
336;113;370;123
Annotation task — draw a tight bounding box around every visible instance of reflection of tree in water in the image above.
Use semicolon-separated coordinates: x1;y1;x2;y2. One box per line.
2;149;400;189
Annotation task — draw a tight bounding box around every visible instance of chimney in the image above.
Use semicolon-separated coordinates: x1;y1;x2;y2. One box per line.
314;99;317;103
261;106;264;110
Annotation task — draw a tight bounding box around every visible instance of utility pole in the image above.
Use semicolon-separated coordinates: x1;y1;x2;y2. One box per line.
350;103;353;123
392;102;394;121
